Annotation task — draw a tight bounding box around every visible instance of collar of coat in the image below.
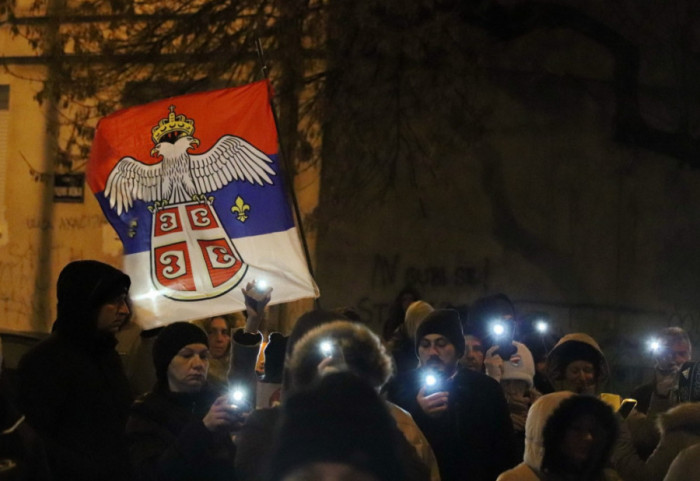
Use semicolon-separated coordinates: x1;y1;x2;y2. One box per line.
658;402;700;435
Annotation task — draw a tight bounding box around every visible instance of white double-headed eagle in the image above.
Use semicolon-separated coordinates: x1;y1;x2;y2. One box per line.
104;105;276;215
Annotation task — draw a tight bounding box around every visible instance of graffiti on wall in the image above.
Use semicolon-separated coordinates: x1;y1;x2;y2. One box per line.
0;214;111;331
25;214;107;231
355;253;489;328
371;253;487;289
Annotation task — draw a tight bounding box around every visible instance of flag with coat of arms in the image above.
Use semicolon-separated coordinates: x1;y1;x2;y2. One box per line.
87;79;319;329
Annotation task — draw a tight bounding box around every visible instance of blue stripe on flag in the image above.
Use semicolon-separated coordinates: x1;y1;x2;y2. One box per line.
97;156;294;255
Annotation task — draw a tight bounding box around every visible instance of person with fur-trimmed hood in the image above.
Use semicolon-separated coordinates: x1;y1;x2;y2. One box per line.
234;310;431;481
611;361;700;481
289;320;440;481
497;391;620;481
386;308;517;481
18;260;134;481
546;333;610;395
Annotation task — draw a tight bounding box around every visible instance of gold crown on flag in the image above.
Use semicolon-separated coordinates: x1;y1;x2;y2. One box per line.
151;105;195;143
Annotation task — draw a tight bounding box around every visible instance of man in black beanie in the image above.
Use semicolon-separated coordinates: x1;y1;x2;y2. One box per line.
387;308;517;481
18;260;134;481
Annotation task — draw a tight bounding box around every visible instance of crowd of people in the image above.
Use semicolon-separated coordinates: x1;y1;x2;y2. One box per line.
2;259;699;481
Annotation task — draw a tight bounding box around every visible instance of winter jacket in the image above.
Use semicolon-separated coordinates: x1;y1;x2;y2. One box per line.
663;442;700;481
612;402;700;481
387;401;441;481
628;378;681;460
234;401;432;481
17;260;133;481
126;388;236;481
498;391;620;481
387;366;518;481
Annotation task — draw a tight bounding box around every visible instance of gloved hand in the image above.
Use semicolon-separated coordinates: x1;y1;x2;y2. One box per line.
484;345;505;383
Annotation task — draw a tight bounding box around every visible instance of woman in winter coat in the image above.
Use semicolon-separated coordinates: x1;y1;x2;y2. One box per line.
126;322;244;481
497;391;620;481
546;333;610;395
663;442;700;481
235;313;435;481
612;401;700;481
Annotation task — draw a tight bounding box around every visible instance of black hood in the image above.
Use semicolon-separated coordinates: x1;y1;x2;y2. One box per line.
52;260;131;339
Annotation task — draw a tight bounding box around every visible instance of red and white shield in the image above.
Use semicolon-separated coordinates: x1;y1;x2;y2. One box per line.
150;201;247;300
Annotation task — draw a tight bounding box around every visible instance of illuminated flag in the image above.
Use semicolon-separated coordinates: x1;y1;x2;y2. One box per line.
87;80;319;329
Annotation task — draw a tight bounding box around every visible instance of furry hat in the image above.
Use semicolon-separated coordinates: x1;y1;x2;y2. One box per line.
267;372;406;481
501;341;536;388
415;309;465;358
289;321;393;390
286;310;349;359
152;322;209;384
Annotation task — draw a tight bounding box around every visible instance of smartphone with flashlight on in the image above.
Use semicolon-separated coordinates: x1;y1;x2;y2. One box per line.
227;387;251;412
245;280;268;313
318;339;347;372
491;318;517;360
423;370;444;395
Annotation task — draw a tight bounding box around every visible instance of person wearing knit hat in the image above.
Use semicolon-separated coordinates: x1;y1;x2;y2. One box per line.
386;308;518;481
126;321;244;481
17;260;134;481
484;341;541;459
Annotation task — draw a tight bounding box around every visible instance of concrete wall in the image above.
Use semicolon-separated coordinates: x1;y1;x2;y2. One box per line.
315;24;700;395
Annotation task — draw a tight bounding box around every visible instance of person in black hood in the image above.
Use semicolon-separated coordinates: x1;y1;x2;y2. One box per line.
17;260;134;481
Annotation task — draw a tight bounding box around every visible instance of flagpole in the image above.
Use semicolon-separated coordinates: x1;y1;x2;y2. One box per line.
255;38;321;309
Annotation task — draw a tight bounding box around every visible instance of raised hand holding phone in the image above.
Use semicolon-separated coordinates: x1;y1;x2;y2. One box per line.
242;280;273;332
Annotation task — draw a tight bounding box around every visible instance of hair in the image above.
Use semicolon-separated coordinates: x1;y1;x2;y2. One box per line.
556;342;602;380
289;321;393;390
659;327;691;350
541;395;618;477
200;313;245;333
267;372;406;481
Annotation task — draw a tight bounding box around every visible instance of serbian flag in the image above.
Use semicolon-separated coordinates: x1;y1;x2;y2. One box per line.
87;80;319;329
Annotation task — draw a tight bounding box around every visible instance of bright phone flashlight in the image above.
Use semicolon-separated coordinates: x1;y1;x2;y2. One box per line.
256;279;268;290
535;320;548;334
320;340;333;357
492;322;506;337
228;387;246;408
425;374;437;387
648;338;661;353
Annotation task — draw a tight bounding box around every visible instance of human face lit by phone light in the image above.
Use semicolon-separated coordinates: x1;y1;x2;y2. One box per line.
564;360;596;395
418;334;458;376
167;343;210;393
